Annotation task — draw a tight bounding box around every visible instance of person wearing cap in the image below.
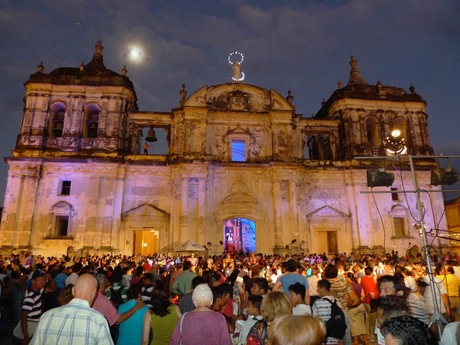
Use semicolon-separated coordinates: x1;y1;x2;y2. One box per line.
14;269;57;344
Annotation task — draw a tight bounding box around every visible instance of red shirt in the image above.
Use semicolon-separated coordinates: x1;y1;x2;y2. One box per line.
221;299;235;317
142;261;152;272
361;275;379;304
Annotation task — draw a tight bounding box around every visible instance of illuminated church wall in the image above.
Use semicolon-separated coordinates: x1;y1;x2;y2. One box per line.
0;42;449;257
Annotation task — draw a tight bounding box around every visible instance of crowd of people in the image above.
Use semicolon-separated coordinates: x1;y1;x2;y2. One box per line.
0;249;459;344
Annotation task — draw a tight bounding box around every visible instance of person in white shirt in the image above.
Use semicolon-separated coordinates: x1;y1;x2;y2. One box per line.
421;273;450;319
289;282;312;315
235;295;263;345
65;262;83;286
307;267;320;305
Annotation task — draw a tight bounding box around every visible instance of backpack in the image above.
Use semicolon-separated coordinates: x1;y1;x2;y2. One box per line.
109;286;124;308
245;320;268;345
322;297;346;339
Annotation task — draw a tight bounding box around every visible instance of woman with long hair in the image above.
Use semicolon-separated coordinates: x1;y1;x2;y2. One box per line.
345;272;369;345
142;283;181;345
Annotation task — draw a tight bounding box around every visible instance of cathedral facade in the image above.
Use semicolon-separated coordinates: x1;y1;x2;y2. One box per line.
0;41;448;257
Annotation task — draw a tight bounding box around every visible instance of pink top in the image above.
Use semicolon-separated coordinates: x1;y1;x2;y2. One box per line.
169;310;231;345
92;292;119;326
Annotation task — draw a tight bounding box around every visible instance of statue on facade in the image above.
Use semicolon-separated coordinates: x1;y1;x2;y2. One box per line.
228;51;245;82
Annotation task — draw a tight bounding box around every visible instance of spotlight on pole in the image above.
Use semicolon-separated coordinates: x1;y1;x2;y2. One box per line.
367;168;395;187
430;167;459;186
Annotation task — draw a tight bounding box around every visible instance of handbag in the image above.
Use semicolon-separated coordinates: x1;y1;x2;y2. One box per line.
179;312;188;345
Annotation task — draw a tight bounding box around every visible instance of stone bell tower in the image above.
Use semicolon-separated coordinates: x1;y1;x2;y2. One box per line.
314;56;433;159
16;40;138;155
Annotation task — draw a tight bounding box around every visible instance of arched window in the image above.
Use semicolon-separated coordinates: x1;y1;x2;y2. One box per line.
49;102;66;138
307;134;332;160
393;117;410;150
390;205;409;238
365;116;381;147
83;104;100;138
317;135;332;160
307;135;319;160
49;201;74;238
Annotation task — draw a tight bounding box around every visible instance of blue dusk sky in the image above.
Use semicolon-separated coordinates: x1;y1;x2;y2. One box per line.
1;0;460;205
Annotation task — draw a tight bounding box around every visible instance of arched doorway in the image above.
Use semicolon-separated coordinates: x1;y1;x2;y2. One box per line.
223;218;256;253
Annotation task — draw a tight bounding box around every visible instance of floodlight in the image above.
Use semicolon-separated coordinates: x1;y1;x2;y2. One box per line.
367;169;395;187
430;167;459;186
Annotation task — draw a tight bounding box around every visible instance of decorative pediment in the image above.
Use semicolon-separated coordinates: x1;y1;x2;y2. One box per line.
391;204;407;212
227;124;251;136
50;201;74;214
306;205;350;219
122;203;169;219
223;193;257;204
391;204;408;217
184;84;292;113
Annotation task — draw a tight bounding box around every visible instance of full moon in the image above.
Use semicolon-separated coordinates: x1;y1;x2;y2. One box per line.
126;46;144;63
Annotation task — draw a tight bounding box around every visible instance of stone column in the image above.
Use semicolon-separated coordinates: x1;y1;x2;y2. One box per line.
112;165;126;252
98;177;111;249
0;172;24;248
272;179;283;249
84;176;100;249
180;177;189;243
288;180;299;241
17;169;40;248
169;176;181;253
196;178;207;246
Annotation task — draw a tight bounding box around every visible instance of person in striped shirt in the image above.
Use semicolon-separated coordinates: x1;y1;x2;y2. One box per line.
14;269;57;344
312;279;343;345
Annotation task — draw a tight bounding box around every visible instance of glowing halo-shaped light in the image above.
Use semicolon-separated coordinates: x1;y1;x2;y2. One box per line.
384;129;406;155
390;129;401;138
232;71;245;82
228;51;244;65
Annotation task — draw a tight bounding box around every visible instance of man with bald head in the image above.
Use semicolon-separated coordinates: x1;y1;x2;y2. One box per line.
31;274;113;345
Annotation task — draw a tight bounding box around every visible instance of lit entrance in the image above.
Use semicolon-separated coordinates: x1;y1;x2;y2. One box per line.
223;218;256;253
316;230;338;255
133;230;159;256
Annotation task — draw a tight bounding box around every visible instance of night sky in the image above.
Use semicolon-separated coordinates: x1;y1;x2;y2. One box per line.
1;1;460;205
